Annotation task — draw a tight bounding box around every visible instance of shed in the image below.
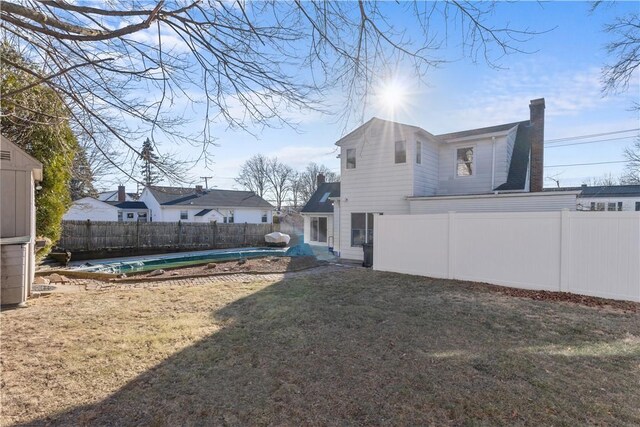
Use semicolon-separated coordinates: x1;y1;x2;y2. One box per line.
1;135;43;307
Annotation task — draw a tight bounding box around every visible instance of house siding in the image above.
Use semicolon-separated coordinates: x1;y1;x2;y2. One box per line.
578;196;640;212
139;188;163;222
436;128;517;195
413;137;439;197
409;193;578;214
64;198;117;221
338;121;415;261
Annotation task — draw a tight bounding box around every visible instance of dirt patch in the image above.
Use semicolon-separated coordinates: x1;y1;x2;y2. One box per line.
115;256;318;282
458;280;639;312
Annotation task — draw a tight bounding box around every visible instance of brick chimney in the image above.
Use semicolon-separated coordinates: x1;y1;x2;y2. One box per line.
195;184;203;193
529;98;545;193
117;185;126;202
316;173;325;187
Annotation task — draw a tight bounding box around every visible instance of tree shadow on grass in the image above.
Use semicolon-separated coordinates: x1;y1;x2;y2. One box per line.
19;270;640;426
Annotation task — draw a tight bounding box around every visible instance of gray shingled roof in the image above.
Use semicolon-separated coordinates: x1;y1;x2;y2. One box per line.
301;182;341;213
544;185;640;197
436;121;526;141
105;201;148;209
494;123;532;191
148;186;273;208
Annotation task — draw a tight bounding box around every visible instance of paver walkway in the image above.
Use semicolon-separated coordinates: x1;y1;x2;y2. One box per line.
37;263;361;294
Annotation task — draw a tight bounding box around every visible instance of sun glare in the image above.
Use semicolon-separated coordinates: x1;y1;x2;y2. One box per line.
376;78;408;114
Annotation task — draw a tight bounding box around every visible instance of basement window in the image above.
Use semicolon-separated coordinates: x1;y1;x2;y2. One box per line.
456;147;474;176
346;148;356;169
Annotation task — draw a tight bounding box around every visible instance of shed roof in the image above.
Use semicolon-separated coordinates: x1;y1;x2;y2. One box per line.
0;135;43;180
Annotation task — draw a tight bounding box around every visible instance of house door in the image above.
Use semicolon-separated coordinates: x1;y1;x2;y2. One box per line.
318;217;327;243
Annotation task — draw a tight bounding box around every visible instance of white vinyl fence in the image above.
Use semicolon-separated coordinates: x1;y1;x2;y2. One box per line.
373;211;640;302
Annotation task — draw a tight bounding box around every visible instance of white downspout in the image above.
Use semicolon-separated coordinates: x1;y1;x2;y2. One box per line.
491;137;496;189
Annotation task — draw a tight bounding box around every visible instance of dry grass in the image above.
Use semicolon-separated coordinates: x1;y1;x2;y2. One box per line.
1;268;639;426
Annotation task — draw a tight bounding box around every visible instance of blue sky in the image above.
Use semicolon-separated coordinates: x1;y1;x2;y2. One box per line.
116;1;639;193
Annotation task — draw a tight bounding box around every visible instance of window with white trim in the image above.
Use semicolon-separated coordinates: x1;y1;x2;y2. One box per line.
224;210;235;223
456;147;474;176
126;212;134;219
416;141;422;164
180;210;188;220
395;141;406;164
351;213;375;246
261;211;268;223
117;211;123;222
346;148;356;169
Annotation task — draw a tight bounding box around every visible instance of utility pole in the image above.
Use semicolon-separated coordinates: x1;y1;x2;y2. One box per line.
200;176;213;189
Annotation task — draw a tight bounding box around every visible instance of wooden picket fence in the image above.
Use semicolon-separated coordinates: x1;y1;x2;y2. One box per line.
60;220;275;253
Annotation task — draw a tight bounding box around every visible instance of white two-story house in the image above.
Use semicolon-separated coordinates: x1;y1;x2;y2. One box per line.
302;98;582;261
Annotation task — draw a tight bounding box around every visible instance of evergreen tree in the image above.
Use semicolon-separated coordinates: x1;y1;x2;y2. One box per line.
140;138;160;186
70;146;98;200
1;44;78;256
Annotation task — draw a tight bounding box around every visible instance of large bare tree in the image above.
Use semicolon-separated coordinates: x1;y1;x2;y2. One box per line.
265;158;294;211
1;1;541;181
235;154;269;198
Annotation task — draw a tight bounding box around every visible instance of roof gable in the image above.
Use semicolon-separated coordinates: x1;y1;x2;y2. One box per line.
1;135;43;180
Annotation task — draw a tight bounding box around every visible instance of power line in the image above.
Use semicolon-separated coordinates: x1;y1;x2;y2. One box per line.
545;135;638;148
545;128;640;144
545;160;627;168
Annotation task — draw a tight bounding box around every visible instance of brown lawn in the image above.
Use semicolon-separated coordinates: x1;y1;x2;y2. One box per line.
1;268;639;426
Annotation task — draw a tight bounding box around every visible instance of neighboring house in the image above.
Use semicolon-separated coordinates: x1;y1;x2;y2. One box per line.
300;177;340;249
63;197;149;222
303;98;581;261
97;186;137;202
545;184;640;211
1;135;43;306
138;185;273;223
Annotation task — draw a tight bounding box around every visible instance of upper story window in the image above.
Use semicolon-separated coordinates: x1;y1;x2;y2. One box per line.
456;147;474;176
416;141;422;164
395;141;406;164
180;210;188;220
346;148;356;169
